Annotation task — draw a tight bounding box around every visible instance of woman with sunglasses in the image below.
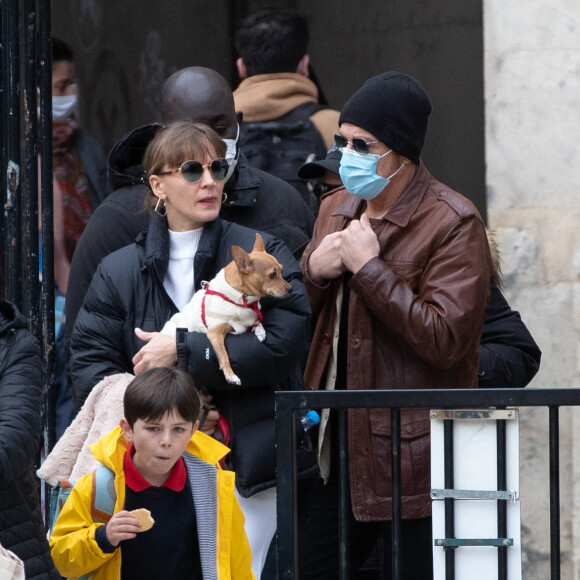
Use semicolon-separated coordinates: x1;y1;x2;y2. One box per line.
68;121;313;579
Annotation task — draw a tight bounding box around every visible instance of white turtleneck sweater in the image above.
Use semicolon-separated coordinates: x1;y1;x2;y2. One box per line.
164;228;203;310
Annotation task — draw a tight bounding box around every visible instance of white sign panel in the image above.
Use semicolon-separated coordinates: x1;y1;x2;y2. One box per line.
431;409;522;580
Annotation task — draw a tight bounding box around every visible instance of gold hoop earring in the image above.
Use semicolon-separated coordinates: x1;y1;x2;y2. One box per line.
154;196;167;217
222;192;228;203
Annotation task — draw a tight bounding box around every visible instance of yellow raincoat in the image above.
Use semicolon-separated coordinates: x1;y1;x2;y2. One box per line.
49;426;253;579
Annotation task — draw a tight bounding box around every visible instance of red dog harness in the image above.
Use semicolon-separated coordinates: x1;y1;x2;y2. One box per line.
200;282;263;330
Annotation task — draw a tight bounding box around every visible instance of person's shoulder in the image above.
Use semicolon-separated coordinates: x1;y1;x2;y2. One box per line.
99;239;144;274
220;219;296;265
243;163;311;206
317;185;353;215
309;108;341;149
424;172;481;221
94;184;149;214
219;219;278;247
74;127;100;146
0;299;27;332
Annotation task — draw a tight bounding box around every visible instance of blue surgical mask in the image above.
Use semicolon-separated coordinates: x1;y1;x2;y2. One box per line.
339;147;402;200
222;123;239;182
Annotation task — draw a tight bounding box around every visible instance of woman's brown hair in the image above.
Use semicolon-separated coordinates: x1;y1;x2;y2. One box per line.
143;122;227;210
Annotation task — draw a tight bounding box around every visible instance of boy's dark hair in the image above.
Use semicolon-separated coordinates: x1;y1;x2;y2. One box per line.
235;8;308;76
124;367;201;428
52;37;74;64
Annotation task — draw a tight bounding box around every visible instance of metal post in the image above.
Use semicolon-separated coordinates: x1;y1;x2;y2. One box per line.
3;0;21;306
22;0;40;334
444;419;455;580
38;0;56;455
549;406;561;580
496;419;508;580
338;409;349;580
275;396;298;580
391;407;402;580
0;4;5;273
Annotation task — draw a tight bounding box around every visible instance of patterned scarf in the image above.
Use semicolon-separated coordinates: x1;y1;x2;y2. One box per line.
53;117;93;262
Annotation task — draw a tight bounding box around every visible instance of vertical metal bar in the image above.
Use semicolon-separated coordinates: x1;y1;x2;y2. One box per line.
444;419;455;580
0;3;6;278
275;396;298;580
22;0;39;335
3;0;21;307
338;408;349;580
549;406;561;580
391;407;402;580
38;0;56;529
497;419;508;580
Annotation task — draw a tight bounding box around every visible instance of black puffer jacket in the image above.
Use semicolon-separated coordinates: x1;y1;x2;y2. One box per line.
64;123;315;382
0;301;60;579
70;214;313;497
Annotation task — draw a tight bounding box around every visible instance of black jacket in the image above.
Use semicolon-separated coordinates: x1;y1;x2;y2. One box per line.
64;124;315;377
478;281;541;388
69;214;313;496
74;127;111;210
0;301;60;579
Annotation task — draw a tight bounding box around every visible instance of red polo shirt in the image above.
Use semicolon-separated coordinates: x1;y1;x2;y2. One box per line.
123;443;187;492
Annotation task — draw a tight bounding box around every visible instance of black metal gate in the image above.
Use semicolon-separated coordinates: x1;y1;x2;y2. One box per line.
275;388;579;580
1;0;57;460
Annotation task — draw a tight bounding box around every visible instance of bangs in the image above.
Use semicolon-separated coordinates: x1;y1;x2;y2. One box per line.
164;139;217;169
143;121;227;177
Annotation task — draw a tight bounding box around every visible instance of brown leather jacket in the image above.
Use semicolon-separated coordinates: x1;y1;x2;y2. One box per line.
301;163;492;521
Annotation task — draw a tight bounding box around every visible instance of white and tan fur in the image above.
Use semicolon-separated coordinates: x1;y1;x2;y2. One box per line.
161;233;291;385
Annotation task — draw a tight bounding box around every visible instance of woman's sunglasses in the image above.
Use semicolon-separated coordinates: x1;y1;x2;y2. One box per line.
334;133;380;155
159;158;230;183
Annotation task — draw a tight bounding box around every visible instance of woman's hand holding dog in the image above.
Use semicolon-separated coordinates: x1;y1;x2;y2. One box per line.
132;328;178;375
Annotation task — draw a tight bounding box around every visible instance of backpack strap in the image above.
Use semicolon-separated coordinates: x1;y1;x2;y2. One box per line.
90;465;116;524
278;101;328;123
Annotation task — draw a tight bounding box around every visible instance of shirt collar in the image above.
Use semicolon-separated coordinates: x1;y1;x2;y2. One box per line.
124;443;187;492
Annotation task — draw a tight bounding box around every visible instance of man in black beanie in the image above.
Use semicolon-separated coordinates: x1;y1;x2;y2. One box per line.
297;72;493;579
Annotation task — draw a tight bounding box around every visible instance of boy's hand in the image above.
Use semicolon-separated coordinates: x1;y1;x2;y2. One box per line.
105;510;141;546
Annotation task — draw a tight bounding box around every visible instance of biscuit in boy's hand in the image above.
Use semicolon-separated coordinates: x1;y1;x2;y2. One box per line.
131;508;155;531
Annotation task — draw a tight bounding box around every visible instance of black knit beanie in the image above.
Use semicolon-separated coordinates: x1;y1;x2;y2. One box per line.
339;72;432;164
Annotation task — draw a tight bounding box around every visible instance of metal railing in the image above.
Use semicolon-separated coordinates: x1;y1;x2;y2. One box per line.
1;0;56;453
275;388;580;579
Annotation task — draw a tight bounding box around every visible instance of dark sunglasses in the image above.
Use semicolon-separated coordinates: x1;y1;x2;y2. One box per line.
159;158;229;183
334;133;380;155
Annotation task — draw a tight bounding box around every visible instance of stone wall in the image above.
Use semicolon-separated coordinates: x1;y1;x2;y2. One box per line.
484;1;580;577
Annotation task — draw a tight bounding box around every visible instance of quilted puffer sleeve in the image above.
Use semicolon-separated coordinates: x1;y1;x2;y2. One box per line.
0;327;42;483
182;236;311;391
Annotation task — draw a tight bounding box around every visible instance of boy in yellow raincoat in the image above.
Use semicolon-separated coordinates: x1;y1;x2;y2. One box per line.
50;367;253;579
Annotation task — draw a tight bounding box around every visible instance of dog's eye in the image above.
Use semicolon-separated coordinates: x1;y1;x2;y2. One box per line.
269;272;277;279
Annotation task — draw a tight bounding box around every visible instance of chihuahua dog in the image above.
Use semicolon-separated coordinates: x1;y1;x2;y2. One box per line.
161;233;291;385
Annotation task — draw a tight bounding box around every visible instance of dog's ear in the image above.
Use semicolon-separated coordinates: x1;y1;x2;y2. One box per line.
231;245;253;274
252;233;265;253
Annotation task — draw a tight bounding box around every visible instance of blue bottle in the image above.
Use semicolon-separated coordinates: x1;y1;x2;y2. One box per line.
300;410;320;431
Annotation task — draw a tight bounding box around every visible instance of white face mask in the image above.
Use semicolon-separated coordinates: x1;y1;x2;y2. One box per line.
222;122;240;162
222;122;240;183
52;93;78;121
